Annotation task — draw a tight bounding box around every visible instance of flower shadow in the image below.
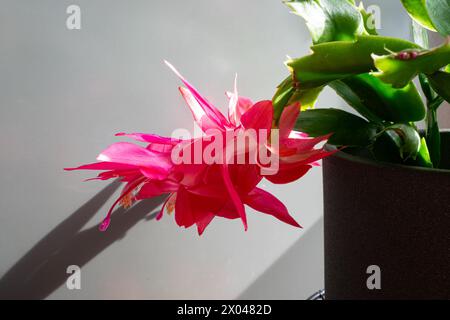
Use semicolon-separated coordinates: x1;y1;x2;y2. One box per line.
0;180;165;299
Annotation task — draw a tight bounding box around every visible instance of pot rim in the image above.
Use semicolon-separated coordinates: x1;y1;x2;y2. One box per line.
325;129;450;175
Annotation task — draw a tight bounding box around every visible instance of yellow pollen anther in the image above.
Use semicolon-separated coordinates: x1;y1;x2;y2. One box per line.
120;193;133;209
166;195;176;215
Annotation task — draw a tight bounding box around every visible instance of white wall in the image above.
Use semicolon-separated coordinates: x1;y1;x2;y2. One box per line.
0;0;412;299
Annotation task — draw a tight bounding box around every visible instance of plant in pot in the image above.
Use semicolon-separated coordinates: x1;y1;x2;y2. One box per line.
273;0;450;299
66;0;449;300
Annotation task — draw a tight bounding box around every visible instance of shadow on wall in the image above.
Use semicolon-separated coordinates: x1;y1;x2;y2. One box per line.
238;218;324;300
0;180;165;300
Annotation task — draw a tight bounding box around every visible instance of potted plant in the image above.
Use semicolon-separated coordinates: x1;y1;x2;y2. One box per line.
66;0;450;300
274;0;450;299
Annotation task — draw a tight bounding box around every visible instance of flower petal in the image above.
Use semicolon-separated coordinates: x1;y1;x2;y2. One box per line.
135;180;179;199
179;87;224;131
97;142;172;179
156;193;176;221
264;164;312;184
221;164;247;230
215;201;240;219
99;176;146;231
245;188;301;228
281;134;330;152
174;187;196;228
240;100;273;132
196;213;214;236
279;103;300;140
115;132;180;145
227;74;239;126
165;60;229;128
64;161;137;171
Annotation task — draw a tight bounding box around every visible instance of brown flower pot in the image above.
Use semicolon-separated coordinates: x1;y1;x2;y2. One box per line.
322;131;450;299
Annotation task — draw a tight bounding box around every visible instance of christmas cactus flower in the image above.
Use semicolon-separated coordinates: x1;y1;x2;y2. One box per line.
66;62;332;235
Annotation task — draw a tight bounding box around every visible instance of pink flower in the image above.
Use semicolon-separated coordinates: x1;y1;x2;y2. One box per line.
65;62;332;235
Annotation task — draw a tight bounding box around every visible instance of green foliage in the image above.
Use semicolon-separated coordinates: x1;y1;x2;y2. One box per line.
295;108;378;146
372;41;450;88
283;0;365;43
357;2;378;35
276;0;450;168
383;124;421;160
401;0;436;31
417;137;433;168
287;35;420;89
284;36;426;123
428;71;450;103
272;76;323;122
331;74;425;122
401;0;450;35
426;108;440;167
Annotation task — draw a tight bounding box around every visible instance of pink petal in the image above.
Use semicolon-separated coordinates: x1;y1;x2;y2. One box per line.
115;132;180;145
227;74;239;126
174;187;196;228
64;161;137;171
281;134;330;152
98;177;146;231
215;201;240;219
165;60;229;128
187;183;226;199
240;100;273;132
86;170;141;182
229;163;262;194
227;94;254;126
289;131;309;139
279;103;300;140
264;164;312;184
196;213;215;236
281;149;336;165
245;188;301;228
135;180;179;199
179;87;224;131
97;142;172;179
221;164;248;230
156;193;176;221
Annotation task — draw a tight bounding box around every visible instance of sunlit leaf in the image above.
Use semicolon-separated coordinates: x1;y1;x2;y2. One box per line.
287;35;420;89
401;0;450;35
426;0;450;36
283;0;365;43
372;41;450;88
330;74;425;122
427;70;450;103
357;2;378;35
417;137;434;168
272;76;323;122
401;0;436;31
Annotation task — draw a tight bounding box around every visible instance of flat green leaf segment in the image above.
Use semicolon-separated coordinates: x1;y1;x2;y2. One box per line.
272;76;323;121
428;71;450;103
373;41;450;88
426;0;450;36
330;74;425;122
401;0;436;31
283;0;365;43
287;35;420;89
401;0;450;35
295;108;377;146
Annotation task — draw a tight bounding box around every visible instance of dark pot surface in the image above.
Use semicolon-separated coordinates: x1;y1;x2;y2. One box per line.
323;131;450;299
